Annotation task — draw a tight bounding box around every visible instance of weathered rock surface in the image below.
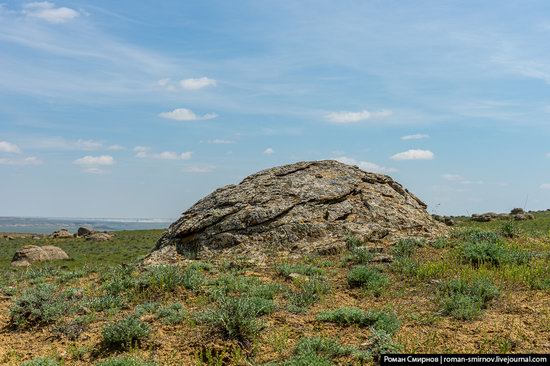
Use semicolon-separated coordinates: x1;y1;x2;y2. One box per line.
85;232;113;241
50;228;74;239
11;245;69;267
148;160;447;263
77;227;93;237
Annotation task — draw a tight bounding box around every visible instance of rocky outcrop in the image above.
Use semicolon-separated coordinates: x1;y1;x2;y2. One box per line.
11;245;69;267
50;229;74;239
148;160;447;263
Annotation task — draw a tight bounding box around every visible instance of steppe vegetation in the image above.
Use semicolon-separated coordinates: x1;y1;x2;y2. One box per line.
0;213;549;365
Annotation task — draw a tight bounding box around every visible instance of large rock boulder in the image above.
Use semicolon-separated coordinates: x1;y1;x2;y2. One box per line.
147;160;447;263
11;245;70;267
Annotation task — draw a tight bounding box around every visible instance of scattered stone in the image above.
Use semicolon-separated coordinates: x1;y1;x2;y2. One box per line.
50;228;74;239
85;232;113;241
77;227;94;237
510;208;524;215
11;245;70;267
148;160;447;263
32;236;41;240
514;213;534;221
6;235;14;240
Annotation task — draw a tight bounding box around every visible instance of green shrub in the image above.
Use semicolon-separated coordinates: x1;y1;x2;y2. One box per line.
210;274;281;300
20;357;61;366
392;238;423;258
101;315;150;350
452;229;500;244
439;278;500;320
459;241;506;267
137;265;188;293
181;267;205;292
347;265;389;296
287;276;330;313
430;237;451;249
276;263;324;278
196;294;273;344
390;258;419;277
101;266;136;296
134;302;161;316
500;221;520;238
342;246;374;265
345;234;362;250
316;307;400;335
157;303;185;325
368;328;403;360
9;284;72;329
87;295;127;311
96;357;156;366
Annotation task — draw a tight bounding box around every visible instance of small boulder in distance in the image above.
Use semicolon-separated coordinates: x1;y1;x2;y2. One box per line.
77;227;93;237
86;232;113;241
50;228;74;239
11;245;70;267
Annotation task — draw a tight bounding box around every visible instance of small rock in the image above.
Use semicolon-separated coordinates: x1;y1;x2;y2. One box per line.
32;236;41;240
510;208;524;215
50;228;74;239
11;245;70;267
77;227;94;237
85;232;113;241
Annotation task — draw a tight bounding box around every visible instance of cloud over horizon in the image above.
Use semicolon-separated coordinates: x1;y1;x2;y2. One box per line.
391;149;434;160
324;109;392;124
159;108;218;121
73;155;115;166
180;77;217;90
335;156;396;174
23;2;80;23
401;134;429;140
0;141;21;153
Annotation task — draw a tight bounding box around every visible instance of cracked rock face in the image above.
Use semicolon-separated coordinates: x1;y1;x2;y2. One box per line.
148;160;447;263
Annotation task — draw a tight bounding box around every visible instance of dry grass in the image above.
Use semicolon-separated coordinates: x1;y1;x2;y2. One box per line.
0;214;549;365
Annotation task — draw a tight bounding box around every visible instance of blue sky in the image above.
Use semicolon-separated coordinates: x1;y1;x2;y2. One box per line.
1;0;549;218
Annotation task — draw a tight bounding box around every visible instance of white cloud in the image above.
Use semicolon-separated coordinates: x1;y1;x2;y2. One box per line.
134;146;192;160
391;149;434;161
159;108;217;121
182;165;214;173
540;183;550;190
107;144;125;151
0;156;42;165
206;139;235;144
325;109;392;124
546;152;550;158
442;174;464;181
157;78;176;91
263;148;275;155
180;77;217;90
335;156;397;174
29;138;103;151
401;134;429;141
73;155;115;166
23;2;79;23
0;141;21;153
